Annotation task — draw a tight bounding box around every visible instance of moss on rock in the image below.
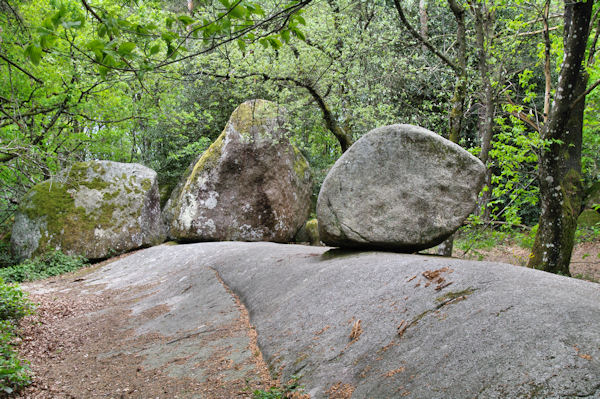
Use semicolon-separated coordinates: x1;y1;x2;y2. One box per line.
578;209;600;227
292;145;310;180
229;99;283;135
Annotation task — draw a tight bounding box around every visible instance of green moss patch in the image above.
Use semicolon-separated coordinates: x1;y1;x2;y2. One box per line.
184;133;226;192
229;99;282;134
436;288;476;304
292;145;310;179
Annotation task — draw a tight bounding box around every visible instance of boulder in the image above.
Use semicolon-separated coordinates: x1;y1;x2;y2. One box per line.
164;99;312;242
317;124;485;251
578;209;600;227
11;160;165;260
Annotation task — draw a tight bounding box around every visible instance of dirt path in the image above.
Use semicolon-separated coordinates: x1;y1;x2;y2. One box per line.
13;255;278;399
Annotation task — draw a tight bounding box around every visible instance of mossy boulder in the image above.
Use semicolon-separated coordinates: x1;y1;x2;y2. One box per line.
577;209;600;227
317;124;486;251
163;99;312;242
11;161;166;260
294;218;321;246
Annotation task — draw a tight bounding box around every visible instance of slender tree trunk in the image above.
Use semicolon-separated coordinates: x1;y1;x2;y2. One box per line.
437;0;467;257
419;0;428;51
528;0;592;275
471;1;496;221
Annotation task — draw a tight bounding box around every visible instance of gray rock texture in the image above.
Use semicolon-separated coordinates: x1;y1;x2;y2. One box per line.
164;99;312;242
317;124;486;251
84;242;600;398
11;160;165;260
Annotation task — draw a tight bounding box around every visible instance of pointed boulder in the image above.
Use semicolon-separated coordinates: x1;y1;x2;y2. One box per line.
164;100;312;242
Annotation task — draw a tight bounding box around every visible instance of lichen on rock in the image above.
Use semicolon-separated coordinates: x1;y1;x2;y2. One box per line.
11;160;165;260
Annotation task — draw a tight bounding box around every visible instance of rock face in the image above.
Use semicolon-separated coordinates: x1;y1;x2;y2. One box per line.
11;160;165;260
164;99;312;242
87;242;600;398
317;124;485;251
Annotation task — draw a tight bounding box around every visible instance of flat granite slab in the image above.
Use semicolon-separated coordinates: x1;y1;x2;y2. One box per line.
83;242;599;398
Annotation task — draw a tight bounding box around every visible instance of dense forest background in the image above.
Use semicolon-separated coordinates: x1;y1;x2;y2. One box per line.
1;0;600;275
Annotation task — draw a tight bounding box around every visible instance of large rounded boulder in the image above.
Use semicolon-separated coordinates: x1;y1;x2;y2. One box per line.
11;161;165;260
317;124;485;251
163;99;312;242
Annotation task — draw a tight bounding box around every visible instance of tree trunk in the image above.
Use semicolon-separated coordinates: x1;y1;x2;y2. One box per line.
471;1;496;221
528;0;592;275
437;0;467;257
419;0;428;51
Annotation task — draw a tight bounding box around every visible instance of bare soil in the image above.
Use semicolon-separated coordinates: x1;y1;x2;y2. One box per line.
11;255;278;399
454;240;600;282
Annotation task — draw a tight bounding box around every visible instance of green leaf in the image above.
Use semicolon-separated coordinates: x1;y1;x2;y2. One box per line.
161;31;177;43
178;15;195;26
86;39;105;51
24;44;42;65
237;39;246;52
259;38;269;48
117;42;136;56
218;0;230;8
103;53;116;67
165;16;174;29
62;20;82;29
295;15;306;25
230;5;246;18
39;34;56;50
166;43;177;59
291;27;305;41
149;44;160;55
280;29;290;43
98;65;108;78
42;17;55;31
50;5;67;28
98;24;108;38
268;37;282;49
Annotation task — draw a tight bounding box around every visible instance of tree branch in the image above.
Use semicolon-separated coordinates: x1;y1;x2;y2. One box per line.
571;78;600;109
0;53;43;84
504;94;540;132
393;0;458;73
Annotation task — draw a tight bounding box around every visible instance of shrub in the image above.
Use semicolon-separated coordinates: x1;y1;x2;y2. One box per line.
0;242;18;269
0;278;33;321
0;250;88;283
0;279;33;394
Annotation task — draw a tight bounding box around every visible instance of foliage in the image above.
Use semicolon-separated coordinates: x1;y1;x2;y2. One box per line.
455;223;537;261
575;223;600;243
0;278;33;321
487;110;543;226
0;242;18;269
252;375;304;399
0;250;88;283
0;279;34;394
